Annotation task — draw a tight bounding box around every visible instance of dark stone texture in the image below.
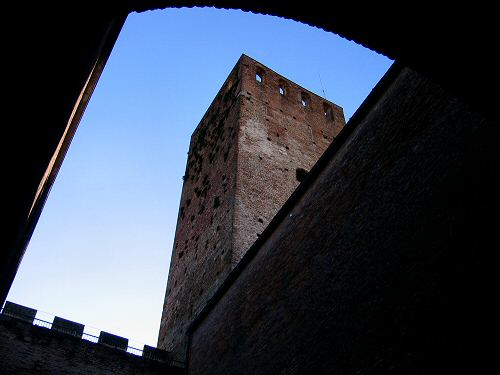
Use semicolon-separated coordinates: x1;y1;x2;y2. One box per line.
187;66;498;374
0;316;183;375
2;301;37;324
52;316;84;338
98;331;129;351
143;345;174;363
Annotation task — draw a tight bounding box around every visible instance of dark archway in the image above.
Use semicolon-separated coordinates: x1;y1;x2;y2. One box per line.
2;0;497;315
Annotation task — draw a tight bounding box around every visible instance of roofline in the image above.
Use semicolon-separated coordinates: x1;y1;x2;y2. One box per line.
239;53;343;111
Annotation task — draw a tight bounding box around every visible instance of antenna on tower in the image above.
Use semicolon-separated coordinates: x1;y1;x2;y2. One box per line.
318;72;327;100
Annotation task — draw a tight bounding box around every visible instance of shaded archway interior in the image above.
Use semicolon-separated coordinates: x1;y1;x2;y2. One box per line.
2;0;497;308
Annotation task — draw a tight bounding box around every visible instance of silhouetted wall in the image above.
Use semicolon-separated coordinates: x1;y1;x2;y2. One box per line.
0;316;182;375
187;66;497;374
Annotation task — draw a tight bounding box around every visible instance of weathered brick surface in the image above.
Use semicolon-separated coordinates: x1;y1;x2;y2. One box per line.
233;56;344;261
187;66;497;374
0;317;182;375
158;54;344;358
157;61;242;358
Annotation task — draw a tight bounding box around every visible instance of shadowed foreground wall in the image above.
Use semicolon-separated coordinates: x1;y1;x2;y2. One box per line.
187;66;497;374
0;316;183;375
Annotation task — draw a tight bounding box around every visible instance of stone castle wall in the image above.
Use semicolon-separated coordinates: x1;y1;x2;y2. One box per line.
0;314;182;375
158;62;243;356
233;56;344;261
187;66;497;375
158;54;345;358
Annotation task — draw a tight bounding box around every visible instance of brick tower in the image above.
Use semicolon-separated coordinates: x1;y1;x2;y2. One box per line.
158;54;345;358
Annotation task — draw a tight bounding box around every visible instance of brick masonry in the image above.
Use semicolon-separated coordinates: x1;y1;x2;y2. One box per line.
157;54;345;357
0;316;183;375
186;66;497;374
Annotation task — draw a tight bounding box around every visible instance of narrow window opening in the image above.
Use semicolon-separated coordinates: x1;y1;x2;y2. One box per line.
279;80;287;96
323;103;333;120
256;67;265;84
296;167;309;182
213;196;220;209
301;93;310;108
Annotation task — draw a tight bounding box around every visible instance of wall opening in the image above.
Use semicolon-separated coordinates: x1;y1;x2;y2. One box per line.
256;67;265;84
296;168;309;182
301;93;309;108
323;103;333;120
279;81;286;96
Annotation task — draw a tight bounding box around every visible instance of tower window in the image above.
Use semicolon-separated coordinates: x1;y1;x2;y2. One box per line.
279;81;286;96
301;93;310;108
323;103;333;120
256;67;264;84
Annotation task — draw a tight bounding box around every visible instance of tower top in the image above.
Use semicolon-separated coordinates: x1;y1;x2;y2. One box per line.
192;53;343;142
238;53;339;106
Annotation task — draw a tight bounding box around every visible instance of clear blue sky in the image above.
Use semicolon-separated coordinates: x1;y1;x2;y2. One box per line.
7;8;392;347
